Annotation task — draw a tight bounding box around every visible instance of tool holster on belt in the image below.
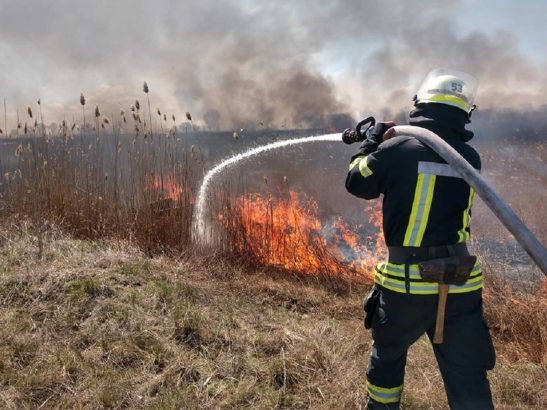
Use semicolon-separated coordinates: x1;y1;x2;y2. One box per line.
388;244;477;344
388;243;476;286
418;254;477;285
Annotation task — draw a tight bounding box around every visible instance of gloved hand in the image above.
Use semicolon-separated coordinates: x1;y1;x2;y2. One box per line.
368;121;396;144
358;121;396;155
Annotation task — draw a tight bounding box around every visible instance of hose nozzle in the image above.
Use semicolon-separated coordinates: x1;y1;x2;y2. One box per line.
342;116;376;144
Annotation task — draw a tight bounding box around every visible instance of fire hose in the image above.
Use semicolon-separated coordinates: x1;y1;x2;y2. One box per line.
344;119;547;343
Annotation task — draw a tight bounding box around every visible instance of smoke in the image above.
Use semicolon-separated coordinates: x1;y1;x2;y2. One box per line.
0;0;546;130
357;20;547;117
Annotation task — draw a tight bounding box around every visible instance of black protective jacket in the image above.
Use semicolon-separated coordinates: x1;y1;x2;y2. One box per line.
346;105;481;248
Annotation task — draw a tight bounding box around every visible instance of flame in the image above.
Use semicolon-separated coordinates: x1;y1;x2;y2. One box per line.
223;191;384;279
148;174;183;200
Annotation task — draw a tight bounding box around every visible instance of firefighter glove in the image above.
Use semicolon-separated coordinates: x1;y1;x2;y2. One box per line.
369;121;396;145
357;121;396;155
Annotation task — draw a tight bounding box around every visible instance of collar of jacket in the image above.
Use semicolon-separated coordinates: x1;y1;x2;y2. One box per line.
408;104;474;142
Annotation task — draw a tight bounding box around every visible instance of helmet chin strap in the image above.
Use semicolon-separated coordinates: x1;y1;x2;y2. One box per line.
468;104;477;120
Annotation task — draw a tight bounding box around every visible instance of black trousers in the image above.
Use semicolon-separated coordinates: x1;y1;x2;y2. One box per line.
365;286;496;410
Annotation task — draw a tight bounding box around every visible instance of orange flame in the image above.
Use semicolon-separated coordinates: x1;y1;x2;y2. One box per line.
223;191;384;278
148;174;183;200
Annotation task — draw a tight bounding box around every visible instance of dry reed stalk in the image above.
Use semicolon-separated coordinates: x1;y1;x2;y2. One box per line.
3;97;6;138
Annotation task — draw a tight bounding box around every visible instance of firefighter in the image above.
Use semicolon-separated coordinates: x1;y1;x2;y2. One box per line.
344;69;496;409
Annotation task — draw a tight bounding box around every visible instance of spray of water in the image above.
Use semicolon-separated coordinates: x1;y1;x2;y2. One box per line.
193;133;340;244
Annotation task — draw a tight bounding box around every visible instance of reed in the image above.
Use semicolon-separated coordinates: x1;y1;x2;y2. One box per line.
143;81;154;138
0;101;199;255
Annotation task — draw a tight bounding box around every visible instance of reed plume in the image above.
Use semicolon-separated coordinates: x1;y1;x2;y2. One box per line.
143;82;153;137
171;114;177;138
80;93;86;134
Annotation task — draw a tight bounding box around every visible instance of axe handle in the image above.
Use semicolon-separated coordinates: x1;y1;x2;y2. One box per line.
433;284;449;344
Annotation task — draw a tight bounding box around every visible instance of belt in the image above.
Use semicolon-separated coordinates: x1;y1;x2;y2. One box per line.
388;243;469;265
387;244;470;295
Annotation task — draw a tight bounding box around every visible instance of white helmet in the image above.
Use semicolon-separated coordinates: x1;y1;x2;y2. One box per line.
415;68;478;115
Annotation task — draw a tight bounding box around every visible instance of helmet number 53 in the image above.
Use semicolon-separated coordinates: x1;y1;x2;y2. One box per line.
451;82;463;93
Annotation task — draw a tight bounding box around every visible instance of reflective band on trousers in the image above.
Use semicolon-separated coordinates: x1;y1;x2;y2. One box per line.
403;173;436;246
375;262;483;295
349;155;373;178
367;382;403;404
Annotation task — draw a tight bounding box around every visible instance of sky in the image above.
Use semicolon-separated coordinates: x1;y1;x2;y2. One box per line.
0;0;546;130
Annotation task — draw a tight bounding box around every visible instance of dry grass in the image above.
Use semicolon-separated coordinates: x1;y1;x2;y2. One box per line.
0;222;545;409
1;127;197;255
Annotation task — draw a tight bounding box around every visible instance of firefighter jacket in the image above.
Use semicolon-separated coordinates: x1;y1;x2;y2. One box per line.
345;104;483;295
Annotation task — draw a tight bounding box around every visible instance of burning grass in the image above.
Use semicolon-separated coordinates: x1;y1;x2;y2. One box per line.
0;122;384;279
218;190;384;279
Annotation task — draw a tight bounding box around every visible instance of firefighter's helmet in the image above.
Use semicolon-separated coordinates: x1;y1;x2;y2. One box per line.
415;69;478;115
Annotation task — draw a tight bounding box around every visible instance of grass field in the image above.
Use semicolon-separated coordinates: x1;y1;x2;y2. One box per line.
0;223;545;409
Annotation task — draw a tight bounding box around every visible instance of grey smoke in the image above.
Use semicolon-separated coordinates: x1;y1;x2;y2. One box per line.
0;0;546;130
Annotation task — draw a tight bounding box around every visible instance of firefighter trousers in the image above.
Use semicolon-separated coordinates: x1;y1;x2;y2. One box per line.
364;286;496;410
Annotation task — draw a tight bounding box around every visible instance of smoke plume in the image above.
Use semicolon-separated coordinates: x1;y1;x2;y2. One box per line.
0;0;546;130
